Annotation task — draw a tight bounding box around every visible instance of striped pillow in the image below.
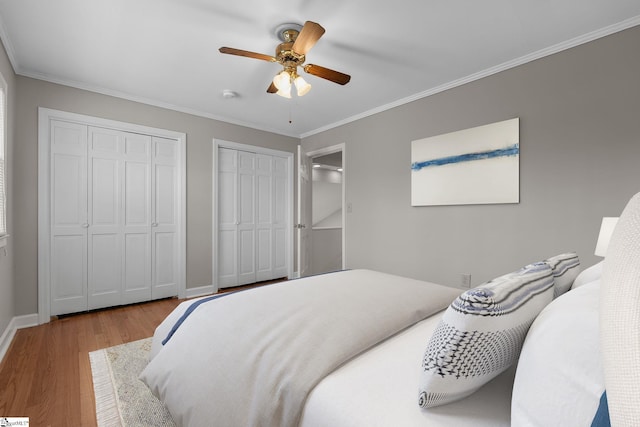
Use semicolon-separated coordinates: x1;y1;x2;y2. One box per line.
544;253;581;298
418;262;554;408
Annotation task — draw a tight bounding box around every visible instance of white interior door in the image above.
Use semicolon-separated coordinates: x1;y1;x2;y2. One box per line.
297;145;312;278
50;120;88;315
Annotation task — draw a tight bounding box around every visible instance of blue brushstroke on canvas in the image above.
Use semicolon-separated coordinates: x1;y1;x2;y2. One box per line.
411;143;519;172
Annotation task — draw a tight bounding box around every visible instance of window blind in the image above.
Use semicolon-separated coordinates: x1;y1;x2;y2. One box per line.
0;84;6;236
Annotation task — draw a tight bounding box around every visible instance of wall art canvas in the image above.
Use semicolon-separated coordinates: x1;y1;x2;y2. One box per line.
411;118;519;206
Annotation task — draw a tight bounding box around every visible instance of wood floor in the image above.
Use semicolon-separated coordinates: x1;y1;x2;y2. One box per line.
0;279;285;426
0;297;182;426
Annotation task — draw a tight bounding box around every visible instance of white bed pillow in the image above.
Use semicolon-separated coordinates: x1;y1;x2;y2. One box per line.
418;262;554;408
572;261;603;289
511;280;604;426
544;252;580;298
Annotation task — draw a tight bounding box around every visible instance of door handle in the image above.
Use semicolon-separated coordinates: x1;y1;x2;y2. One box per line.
81;223;89;228
151;222;158;227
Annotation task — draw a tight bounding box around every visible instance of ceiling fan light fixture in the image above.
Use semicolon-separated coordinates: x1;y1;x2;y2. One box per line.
276;86;292;99
273;70;291;91
294;75;311;96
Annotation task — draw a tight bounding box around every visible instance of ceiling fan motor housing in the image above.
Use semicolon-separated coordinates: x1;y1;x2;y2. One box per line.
276;41;305;68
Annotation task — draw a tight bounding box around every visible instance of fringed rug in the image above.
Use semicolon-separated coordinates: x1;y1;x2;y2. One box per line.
89;338;176;427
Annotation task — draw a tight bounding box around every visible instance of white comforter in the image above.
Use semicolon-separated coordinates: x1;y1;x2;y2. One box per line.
140;269;461;427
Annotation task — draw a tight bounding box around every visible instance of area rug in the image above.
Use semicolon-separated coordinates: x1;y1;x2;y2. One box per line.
89;338;176;427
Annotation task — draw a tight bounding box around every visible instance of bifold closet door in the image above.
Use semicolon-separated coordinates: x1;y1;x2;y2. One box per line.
217;147;288;288
49;120;179;316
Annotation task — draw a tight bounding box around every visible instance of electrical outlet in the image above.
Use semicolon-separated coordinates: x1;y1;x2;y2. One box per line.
461;274;472;288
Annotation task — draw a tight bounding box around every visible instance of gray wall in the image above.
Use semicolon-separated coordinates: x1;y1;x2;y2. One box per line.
303;25;640;288
0;40;16;336
13;77;298;315
5;24;640;319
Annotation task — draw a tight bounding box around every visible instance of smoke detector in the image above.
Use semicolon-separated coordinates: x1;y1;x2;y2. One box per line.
222;90;238;99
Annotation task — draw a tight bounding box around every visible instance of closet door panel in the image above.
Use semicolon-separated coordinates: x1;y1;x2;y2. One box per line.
88;233;121;309
272;156;288;278
238;228;255;285
152;137;179;298
125;160;150;225
88;127;123;309
256;154;273;281
274;228;287;275
124;233;150;299
256;229;272;281
50;120;88;315
154;232;177;298
90;157;119;226
218;148;239;287
122;133;152;303
237;151;256;285
218;229;237;287
51;234;87;315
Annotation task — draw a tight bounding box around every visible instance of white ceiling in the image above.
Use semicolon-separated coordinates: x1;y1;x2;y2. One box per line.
1;1;639;138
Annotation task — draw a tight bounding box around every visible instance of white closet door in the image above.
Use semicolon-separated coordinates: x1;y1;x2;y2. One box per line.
272;156;288;279
50;120;88;315
152;136;180;298
122;132;152;303
217;146;290;288
255;154;273;282
87;127;123;309
237;151;256;285
218;148;239;287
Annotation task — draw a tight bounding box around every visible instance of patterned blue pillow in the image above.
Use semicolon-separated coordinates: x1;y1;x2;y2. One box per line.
544;253;581;298
418;262;554;408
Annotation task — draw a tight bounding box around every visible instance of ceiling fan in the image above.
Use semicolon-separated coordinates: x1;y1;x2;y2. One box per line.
219;21;351;98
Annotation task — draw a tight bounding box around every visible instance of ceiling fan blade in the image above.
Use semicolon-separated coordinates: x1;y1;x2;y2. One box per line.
292;21;325;55
304;64;351;85
219;47;276;62
267;82;278;93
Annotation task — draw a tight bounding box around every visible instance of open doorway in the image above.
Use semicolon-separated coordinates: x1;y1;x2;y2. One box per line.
305;144;345;276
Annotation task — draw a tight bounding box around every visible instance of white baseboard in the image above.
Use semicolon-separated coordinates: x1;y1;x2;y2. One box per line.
0;313;38;365
185;284;217;299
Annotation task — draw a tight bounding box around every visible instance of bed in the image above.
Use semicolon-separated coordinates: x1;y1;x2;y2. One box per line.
140;193;640;427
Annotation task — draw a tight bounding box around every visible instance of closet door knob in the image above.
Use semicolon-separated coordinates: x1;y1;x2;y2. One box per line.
152;222;158;227
81;223;89;228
